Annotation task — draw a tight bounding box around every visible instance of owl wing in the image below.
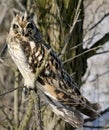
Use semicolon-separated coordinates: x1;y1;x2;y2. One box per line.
37;83;84;128
20;35;100;127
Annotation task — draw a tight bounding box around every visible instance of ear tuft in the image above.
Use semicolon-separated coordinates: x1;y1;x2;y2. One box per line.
24;11;28;18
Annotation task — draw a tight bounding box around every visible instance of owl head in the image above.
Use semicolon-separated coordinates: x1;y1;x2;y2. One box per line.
10;11;38;37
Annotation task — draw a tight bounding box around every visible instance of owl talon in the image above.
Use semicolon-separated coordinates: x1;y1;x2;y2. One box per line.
28;87;35;91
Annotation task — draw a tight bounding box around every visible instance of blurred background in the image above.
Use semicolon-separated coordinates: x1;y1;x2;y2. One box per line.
0;0;109;130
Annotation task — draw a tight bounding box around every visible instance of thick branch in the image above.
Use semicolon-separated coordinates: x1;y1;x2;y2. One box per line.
14;70;19;128
84;107;109;123
31;91;42;130
18;95;34;130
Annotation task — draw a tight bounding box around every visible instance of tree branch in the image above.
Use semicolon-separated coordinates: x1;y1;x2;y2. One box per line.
1;109;13;130
0;87;23;97
18;94;34;130
59;0;82;59
63;46;101;64
89;12;109;30
83;125;109;129
84;107;109;123
90;32;109;49
14;70;20;128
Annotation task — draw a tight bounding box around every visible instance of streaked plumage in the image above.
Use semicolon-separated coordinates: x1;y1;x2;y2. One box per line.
7;12;100;128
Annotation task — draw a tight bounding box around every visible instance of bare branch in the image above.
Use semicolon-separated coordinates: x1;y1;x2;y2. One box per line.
89;12;109;30
85;107;109;123
0;86;23;97
90;32;109;49
83;125;109;129
60;0;82;59
63;46;101;64
1;109;13;130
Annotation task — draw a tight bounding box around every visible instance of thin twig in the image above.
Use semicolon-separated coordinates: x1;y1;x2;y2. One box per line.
63;46;101;64
89;12;109;30
1;109;13;130
58;33;99;57
69;0;82;34
83;125;109;129
60;0;82;59
0;87;23;97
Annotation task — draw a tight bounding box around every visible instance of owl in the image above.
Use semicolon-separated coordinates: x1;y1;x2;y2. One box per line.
7;12;100;128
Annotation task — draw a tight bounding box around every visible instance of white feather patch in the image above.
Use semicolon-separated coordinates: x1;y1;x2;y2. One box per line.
29;56;32;63
30;41;36;50
38;55;43;61
35;51;40;57
8;44;35;88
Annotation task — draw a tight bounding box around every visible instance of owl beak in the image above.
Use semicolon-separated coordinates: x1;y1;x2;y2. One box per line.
21;30;25;36
21;30;28;36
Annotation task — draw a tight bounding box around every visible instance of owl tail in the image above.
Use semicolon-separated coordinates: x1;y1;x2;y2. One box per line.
77;99;101;119
50;103;84;128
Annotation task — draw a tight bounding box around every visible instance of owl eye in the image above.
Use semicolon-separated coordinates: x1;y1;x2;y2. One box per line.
26;23;34;30
13;24;19;29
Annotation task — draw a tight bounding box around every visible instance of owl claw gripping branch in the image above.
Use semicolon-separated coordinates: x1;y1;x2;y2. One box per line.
7;11;100;128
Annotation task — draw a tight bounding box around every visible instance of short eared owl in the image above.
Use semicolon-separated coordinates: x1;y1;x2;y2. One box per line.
7;12;100;128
